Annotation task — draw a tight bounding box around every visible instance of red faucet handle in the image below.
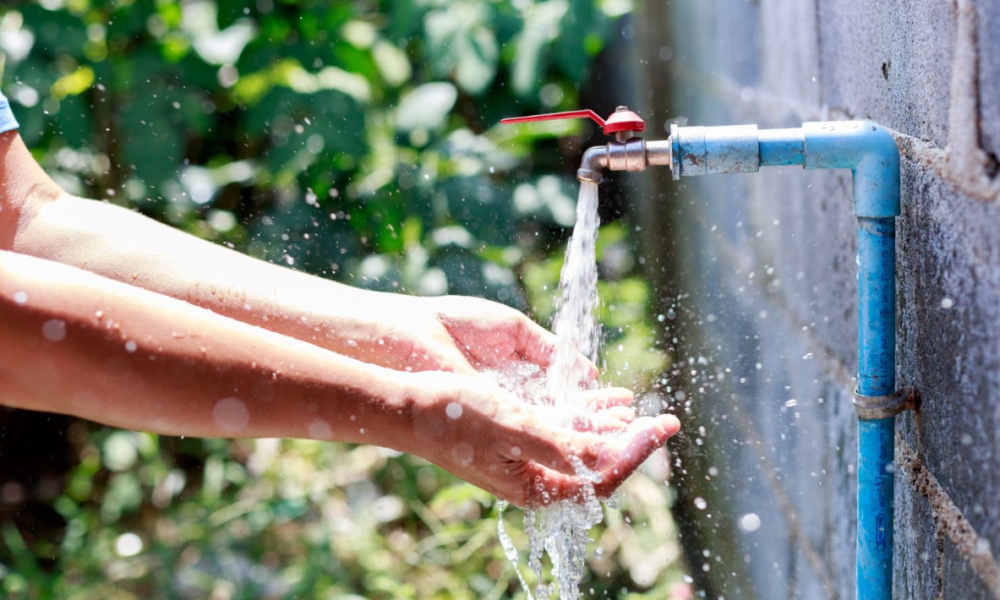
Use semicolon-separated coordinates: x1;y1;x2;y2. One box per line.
501;106;645;136
603;106;645;134
501;109;606;128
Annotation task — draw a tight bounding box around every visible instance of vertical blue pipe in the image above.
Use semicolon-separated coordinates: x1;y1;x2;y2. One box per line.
672;121;902;598
856;217;896;600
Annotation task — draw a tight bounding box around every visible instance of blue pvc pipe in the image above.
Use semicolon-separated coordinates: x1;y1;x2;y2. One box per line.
856;217;897;600
758;128;805;166
669;121;902;598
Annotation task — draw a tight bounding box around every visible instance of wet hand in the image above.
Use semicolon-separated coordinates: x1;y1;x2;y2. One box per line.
398;371;681;507
343;294;596;380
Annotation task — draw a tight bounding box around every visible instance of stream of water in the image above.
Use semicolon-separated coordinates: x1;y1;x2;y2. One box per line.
497;180;609;600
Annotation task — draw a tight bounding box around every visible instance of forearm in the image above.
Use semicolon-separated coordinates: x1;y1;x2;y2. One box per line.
9;193;402;361
0;250;414;445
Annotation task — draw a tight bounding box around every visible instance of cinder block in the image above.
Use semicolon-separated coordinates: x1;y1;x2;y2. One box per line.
817;0;954;148
638;0;1000;597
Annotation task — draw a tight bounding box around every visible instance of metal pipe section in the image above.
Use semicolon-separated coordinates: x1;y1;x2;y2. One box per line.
856;217;897;600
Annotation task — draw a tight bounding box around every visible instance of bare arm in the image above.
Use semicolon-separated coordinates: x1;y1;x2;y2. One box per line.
1;132;573;377
0;250;678;506
0;248;410;443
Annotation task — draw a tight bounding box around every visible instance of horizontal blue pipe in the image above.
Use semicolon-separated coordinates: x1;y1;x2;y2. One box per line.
758;128;804;166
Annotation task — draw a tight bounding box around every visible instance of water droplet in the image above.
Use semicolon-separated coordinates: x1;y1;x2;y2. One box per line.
739;512;761;532
785;399;798;408
941;298;954;309
42;319;67;342
13;291;28;305
446;402;463;419
961;434;973;446
125;340;138;353
694;497;707;510
308;419;333;439
212;397;249;432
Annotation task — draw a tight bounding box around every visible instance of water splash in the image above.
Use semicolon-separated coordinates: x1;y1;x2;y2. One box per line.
497;181;609;599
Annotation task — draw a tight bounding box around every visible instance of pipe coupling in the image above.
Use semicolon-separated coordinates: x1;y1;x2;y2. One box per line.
670;123;760;180
854;386;918;420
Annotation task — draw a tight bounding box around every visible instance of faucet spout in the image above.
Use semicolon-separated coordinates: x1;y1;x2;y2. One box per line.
577;146;609;183
576;139;673;184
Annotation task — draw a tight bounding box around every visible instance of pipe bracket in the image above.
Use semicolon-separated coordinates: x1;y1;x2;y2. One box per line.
854;387;917;420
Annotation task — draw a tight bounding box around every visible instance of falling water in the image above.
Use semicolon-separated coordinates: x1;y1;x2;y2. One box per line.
545;179;602;414
497;181;609;600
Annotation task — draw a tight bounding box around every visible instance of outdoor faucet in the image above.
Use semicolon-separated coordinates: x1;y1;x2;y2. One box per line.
501;108;913;600
500;106;672;183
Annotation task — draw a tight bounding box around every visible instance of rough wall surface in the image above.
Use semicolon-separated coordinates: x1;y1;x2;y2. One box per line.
634;1;1000;598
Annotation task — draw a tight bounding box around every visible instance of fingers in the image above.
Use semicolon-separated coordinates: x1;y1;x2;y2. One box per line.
593;415;681;497
520;414;681;506
573;387;633;410
515;317;599;383
571;406;635;433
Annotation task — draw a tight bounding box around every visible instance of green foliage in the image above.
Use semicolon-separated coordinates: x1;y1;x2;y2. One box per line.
0;0;686;597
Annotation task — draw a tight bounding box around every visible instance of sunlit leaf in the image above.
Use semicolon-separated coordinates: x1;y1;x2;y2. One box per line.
512;0;568;98
395;82;457;132
424;1;498;95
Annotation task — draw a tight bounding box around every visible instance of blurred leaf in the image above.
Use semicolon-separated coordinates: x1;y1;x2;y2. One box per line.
512;0;569;98
425;1;498;95
395;82;457;132
372;39;411;87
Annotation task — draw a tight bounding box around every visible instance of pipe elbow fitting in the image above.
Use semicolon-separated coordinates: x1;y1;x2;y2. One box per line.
803;121;901;218
577;145;608;183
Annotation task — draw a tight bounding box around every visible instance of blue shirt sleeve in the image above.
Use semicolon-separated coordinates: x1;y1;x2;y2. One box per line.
0;89;20;134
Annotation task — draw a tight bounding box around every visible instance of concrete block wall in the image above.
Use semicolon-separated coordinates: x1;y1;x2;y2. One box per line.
632;1;1000;598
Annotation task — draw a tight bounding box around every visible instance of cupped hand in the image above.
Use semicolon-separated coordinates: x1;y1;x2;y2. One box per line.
333;293;596;382
398;371;681;507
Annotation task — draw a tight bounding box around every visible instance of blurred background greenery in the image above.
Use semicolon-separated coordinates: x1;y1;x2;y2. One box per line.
0;0;688;598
